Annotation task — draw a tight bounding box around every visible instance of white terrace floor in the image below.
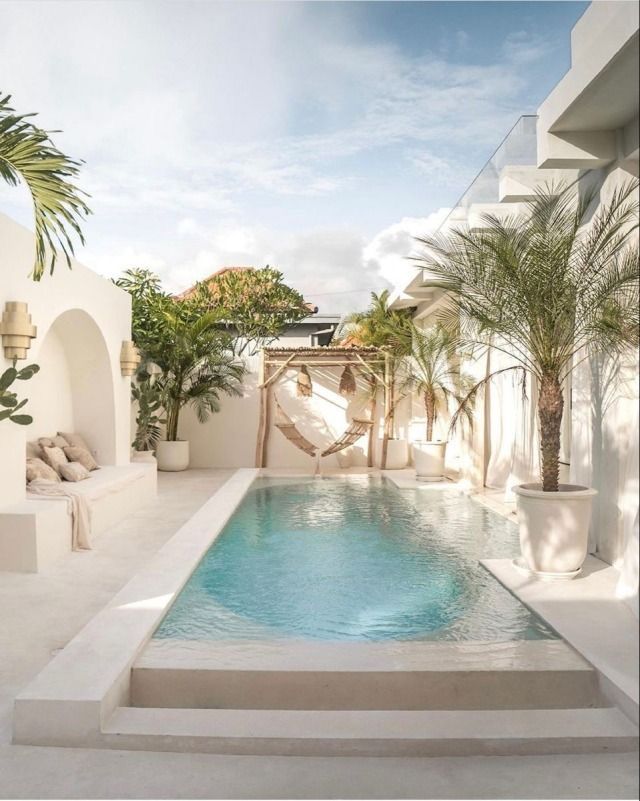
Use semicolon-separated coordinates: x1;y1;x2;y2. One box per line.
0;469;638;800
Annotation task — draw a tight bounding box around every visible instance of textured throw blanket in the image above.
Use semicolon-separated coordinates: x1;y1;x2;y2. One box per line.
27;479;92;550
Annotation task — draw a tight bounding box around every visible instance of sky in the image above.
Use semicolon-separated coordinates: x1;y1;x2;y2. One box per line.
0;0;587;312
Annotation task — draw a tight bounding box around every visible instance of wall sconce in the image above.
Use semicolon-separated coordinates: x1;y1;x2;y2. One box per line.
120;340;141;376
0;302;37;360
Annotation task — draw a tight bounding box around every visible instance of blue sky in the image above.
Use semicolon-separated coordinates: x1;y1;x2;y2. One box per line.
0;1;587;309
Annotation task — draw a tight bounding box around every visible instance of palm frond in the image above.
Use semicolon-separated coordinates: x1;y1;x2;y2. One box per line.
0;92;91;280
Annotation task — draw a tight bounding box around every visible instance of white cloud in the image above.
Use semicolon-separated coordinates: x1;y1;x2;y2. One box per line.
364;210;450;288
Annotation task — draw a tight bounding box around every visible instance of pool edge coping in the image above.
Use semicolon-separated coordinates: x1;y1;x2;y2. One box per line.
13;468;259;748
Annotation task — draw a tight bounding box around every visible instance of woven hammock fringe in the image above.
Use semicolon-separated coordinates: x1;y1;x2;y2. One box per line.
297;365;312;397
339;365;356;396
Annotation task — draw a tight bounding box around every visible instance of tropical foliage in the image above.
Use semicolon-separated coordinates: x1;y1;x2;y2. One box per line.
414;181;639;491
0;360;40;425
188;266;310;354
116;269;245;443
338;290;414;465
404;325;474;441
0;92;90;280
154;309;245;441
131;374;165;451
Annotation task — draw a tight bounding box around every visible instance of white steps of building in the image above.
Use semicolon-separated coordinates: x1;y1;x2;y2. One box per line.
103;706;639;757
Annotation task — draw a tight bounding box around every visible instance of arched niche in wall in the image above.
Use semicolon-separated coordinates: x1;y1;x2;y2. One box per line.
29;308;117;464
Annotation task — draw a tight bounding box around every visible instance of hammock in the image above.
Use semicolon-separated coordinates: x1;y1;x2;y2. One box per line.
274;398;373;459
321;418;374;457
274;399;318;456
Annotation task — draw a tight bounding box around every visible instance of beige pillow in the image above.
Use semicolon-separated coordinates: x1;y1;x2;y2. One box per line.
59;461;90;482
51;434;70;448
26;441;42;459
26;457;61;483
63;446;98;471
41;445;69;475
58;431;90;451
38;436;55;449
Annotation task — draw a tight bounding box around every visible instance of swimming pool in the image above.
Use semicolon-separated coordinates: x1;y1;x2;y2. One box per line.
154;476;556;642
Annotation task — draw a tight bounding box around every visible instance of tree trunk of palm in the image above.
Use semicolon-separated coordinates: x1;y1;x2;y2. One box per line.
538;373;564;492
166;399;180;442
424;389;436;441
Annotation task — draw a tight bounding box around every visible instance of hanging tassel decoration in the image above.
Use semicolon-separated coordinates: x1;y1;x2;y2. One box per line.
339;365;356;396
297;365;312;397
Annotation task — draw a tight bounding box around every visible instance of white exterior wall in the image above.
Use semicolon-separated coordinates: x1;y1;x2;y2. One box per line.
568;161;639;613
0;213;133;509
385;1;639;611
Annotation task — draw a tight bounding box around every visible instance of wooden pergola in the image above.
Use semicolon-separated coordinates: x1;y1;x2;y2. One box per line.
255;346;389;468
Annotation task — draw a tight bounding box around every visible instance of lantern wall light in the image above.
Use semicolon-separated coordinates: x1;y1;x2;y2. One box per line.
0;302;37;360
120;340;141;376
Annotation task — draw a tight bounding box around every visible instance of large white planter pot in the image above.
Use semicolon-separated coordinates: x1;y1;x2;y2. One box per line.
413;441;447;482
513;483;598;579
156;440;189;472
384;439;408;470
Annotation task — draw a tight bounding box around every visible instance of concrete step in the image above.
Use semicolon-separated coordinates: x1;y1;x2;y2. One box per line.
103;706;639;757
131;639;605;711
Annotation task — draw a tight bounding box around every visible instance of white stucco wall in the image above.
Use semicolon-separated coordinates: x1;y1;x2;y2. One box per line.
0;213;133;509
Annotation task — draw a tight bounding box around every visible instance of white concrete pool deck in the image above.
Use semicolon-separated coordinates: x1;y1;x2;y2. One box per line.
0;468;638;798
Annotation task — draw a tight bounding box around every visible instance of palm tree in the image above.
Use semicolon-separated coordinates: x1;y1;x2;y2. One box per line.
0;92;90;280
404;325;473;442
339;290;414;466
154;310;245;442
414;181;639;492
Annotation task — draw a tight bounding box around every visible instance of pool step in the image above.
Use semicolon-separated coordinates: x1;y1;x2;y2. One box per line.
103;706;639;757
131;639;605;711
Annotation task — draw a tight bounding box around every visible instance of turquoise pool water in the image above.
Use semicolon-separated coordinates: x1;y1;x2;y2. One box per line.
154;477;556;642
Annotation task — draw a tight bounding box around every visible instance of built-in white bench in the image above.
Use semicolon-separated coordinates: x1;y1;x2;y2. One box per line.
0;462;157;573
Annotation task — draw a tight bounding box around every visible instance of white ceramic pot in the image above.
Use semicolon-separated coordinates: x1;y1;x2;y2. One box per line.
384;438;408;470
413;441;447;482
156;440;189;472
513;483;598;578
132;449;157;464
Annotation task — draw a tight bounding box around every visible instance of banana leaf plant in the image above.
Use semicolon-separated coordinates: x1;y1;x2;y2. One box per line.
0;360;40;425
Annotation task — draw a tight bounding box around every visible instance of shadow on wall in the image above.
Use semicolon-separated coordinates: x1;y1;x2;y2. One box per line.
28;308;117;464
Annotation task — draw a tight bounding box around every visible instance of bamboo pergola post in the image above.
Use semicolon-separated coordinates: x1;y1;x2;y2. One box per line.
255;350;269;468
367;373;377;468
381;352;391;470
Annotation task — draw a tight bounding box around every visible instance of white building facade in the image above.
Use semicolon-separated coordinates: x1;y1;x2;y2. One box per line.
388;1;639;612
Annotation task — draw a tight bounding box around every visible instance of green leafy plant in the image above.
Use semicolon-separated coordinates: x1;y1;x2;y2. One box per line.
0;360;40;425
338;290;414;466
117;268;246;443
404;325;474;441
132;376;166;451
0;92;90;280
414;181;639;492
154;309;245;442
189;266;311;354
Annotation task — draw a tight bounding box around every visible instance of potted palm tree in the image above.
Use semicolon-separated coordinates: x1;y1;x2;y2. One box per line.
339;291;414;469
416;182;639;577
154;309;245;471
404;325;473;481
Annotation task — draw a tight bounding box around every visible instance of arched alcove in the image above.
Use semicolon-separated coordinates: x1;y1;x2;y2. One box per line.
29;309;117;464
